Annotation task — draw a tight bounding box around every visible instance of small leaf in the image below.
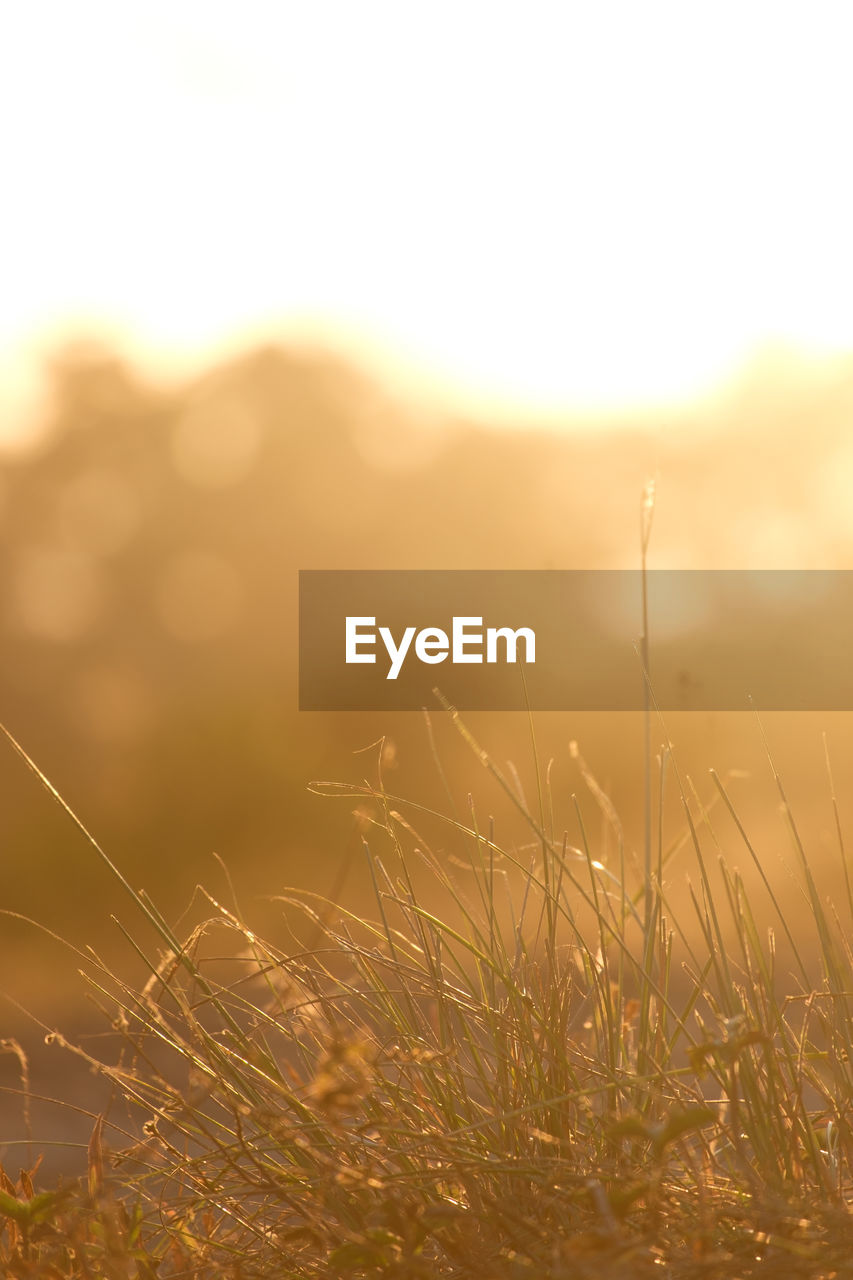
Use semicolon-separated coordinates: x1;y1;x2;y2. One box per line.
0;1186;72;1227
0;1189;29;1224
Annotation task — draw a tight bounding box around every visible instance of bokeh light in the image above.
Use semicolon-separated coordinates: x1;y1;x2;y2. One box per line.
2;2;853;442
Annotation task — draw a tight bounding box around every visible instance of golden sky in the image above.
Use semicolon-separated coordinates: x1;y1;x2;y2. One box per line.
2;1;853;437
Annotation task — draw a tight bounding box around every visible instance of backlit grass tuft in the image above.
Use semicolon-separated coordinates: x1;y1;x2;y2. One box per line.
5;710;853;1277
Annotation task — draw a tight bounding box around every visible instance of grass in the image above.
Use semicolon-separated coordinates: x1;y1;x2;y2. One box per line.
5;703;853;1278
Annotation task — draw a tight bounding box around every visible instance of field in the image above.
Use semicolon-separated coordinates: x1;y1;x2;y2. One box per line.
5;693;853;1277
3;346;853;1276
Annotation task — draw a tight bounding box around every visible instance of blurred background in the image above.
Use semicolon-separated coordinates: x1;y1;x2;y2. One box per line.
3;0;853;1175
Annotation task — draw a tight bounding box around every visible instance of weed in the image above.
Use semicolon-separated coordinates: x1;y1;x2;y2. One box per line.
5;703;853;1275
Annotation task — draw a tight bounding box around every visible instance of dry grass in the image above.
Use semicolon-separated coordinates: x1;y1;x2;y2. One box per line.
5;704;853;1278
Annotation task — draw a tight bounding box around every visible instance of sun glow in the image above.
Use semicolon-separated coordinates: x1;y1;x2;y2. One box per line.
2;1;853;441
